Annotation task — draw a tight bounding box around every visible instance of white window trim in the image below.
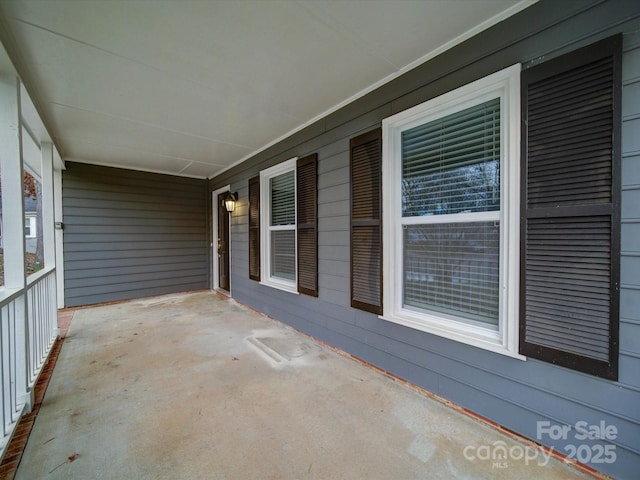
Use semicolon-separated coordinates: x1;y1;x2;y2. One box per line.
25;214;36;238
381;64;524;359
259;158;298;294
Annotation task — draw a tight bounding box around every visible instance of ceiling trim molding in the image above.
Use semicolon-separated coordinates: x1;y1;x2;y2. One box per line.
66;158;208;180
213;0;538;179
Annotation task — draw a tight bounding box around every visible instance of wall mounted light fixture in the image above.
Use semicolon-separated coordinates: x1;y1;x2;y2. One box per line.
224;191;238;213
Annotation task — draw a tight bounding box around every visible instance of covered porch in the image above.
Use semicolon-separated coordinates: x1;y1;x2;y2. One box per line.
1;2;638;478
8;291;592;479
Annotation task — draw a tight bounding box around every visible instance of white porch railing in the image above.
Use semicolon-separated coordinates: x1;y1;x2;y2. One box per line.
0;267;58;456
26;269;58;387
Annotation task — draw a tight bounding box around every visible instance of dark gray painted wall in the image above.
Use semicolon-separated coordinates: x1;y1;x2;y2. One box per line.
211;1;640;478
63;162;209;307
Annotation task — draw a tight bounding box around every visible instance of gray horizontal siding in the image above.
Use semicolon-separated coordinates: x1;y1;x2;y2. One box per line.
63;162;209;306
620;32;640;398
213;2;640;479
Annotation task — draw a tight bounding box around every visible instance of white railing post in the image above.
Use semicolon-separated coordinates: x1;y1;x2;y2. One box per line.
0;78;26;289
41;144;55;269
0;74;31;412
0;73;60;457
41;143;60;338
1;303;11;436
48;273;56;345
54;164;65;309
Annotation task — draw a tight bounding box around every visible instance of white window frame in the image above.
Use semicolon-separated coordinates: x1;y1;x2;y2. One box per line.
381;64;523;358
25;214;36;238
260;158;298;294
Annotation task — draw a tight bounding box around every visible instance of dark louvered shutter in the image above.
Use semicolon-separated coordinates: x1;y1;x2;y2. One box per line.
248;175;260;281
350;129;382;314
297;154;318;296
520;35;621;380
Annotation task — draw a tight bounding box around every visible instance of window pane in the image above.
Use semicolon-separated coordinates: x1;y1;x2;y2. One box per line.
271;230;295;281
271;170;295;226
403;222;499;327
402;98;500;217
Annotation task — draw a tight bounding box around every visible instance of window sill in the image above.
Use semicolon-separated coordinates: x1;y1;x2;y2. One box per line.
379;311;526;361
259;279;299;295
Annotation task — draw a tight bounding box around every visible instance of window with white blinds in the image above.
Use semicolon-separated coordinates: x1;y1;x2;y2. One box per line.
270;171;295;225
402;98;501;328
270;170;296;281
260;159;297;292
382;64;521;357
401;99;500;217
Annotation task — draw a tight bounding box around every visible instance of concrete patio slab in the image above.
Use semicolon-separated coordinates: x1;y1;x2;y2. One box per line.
16;291;594;479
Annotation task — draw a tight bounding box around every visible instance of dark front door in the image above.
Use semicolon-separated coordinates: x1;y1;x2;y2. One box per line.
217;193;230;291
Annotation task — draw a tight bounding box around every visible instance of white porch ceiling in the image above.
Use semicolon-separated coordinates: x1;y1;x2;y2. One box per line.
0;0;535;179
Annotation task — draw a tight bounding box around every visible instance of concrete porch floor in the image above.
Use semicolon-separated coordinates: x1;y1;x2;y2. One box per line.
16;291;595;480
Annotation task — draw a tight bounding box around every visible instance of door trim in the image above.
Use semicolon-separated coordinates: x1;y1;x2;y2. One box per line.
212;185;231;294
